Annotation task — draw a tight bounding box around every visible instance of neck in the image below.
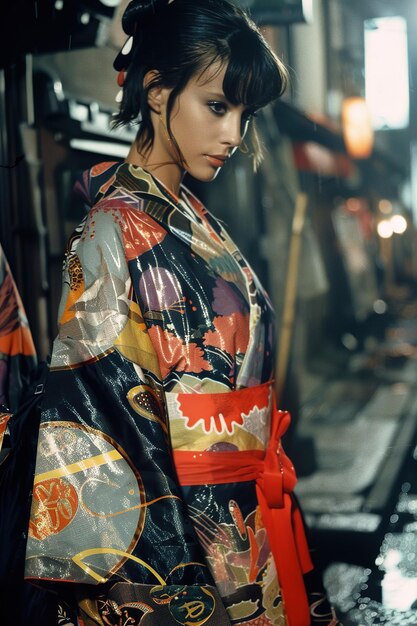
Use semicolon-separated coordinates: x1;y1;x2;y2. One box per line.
125;141;184;197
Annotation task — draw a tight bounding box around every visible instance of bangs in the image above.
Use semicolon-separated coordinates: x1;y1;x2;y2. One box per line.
221;29;287;109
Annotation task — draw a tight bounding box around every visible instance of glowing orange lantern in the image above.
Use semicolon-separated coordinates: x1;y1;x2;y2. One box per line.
342;97;374;159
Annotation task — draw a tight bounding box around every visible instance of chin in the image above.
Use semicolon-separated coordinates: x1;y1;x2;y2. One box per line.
188;167;221;183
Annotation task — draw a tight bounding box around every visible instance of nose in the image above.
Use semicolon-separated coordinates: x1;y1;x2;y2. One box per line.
221;111;244;148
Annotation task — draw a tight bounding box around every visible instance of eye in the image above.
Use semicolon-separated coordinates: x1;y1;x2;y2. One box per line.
207;101;228;116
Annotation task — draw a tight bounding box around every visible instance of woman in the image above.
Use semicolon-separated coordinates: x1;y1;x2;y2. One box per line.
24;1;339;624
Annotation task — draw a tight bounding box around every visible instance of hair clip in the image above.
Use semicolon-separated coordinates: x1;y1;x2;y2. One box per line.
113;36;134;73
121;36;133;56
117;69;126;87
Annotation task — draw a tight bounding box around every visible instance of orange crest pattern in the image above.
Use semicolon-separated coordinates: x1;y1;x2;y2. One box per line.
29;477;78;541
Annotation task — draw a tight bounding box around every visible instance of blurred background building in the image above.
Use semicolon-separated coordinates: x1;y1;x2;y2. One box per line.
2;1;417;623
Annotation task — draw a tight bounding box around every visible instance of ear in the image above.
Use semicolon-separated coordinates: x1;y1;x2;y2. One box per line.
144;70;167;113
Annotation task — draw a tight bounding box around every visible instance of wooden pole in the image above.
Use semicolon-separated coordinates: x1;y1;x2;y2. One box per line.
275;192;309;405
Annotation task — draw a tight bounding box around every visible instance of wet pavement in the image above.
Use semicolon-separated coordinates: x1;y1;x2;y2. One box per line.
294;300;417;625
323;451;417;625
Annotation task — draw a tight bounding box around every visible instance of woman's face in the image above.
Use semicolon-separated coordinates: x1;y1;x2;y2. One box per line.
153;62;255;184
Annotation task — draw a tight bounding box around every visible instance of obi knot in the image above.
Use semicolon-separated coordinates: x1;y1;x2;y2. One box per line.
261;409;297;509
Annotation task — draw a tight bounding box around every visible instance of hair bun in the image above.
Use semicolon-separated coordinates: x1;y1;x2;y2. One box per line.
122;0;174;35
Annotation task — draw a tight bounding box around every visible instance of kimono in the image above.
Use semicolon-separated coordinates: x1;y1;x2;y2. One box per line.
0;244;37;447
24;162;339;626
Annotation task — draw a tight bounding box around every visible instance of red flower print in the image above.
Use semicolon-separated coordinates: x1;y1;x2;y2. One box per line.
203;313;249;356
123;213;167;260
148;325;212;379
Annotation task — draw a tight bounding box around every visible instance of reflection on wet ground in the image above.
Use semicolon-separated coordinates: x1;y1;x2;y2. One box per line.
324;464;417;624
295;299;417;625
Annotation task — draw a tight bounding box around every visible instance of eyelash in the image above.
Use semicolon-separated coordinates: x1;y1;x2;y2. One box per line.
207;101;228;115
207;101;258;121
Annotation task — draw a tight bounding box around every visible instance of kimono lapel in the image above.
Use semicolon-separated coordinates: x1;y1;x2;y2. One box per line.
118;164;252;303
180;186;268;389
110;163;270;388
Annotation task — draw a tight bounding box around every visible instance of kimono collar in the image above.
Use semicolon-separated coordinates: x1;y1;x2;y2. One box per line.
78;161;192;217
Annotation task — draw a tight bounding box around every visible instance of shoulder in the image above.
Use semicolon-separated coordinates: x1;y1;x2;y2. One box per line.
79;161;172;211
78;161;169;234
76;163;181;261
86;162;172;221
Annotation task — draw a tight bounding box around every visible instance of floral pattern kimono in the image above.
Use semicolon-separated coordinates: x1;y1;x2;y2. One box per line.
24;162;339;626
0;244;37;450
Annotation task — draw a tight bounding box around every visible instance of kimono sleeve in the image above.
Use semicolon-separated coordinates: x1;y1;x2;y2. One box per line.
0;244;37;414
24;208;231;625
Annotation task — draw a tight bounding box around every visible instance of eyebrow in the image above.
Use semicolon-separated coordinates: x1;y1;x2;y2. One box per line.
205;91;227;100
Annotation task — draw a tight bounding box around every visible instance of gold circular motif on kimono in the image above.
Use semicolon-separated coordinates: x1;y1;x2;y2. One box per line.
26;421;146;584
150;585;216;625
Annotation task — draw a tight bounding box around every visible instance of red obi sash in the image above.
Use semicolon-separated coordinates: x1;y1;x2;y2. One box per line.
172;382;313;626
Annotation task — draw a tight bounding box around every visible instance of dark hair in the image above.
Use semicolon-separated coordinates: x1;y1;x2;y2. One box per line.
113;0;288;167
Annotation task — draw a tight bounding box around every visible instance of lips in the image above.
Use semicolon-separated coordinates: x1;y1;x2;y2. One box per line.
205;154;229;168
